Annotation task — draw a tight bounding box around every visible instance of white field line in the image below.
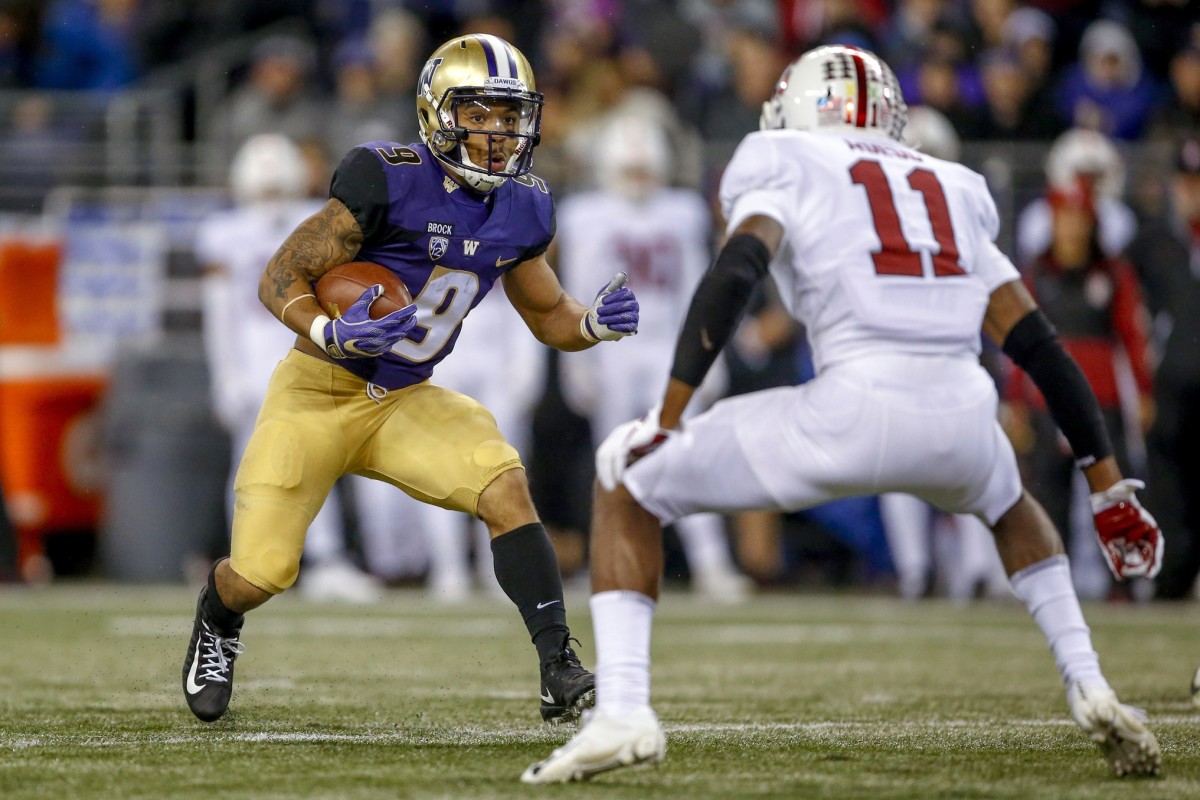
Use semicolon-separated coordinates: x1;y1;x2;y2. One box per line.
109;617;502;637
6;717;1197;750
110;617;1034;645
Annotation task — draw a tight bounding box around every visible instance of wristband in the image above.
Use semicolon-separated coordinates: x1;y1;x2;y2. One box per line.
309;314;332;350
580;314;598;343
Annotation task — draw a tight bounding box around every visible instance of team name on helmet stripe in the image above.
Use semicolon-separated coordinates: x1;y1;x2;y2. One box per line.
477;34;518;80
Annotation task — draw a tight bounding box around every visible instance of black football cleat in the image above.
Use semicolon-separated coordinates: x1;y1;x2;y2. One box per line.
182;588;245;722
540;639;596;726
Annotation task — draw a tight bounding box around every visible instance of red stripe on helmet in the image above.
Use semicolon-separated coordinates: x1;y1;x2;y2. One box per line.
851;52;868;129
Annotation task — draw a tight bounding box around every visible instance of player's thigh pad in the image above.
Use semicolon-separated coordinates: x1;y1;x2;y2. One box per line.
231;351;351;593
348;381;522;515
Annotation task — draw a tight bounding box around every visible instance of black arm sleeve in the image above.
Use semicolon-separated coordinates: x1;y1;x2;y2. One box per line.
1002;309;1113;468
669;233;771;387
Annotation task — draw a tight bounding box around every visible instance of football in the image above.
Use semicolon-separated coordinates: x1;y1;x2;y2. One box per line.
315;261;413;320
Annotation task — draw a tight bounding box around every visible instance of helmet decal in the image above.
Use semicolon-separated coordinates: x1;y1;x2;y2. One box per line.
477;34;518;80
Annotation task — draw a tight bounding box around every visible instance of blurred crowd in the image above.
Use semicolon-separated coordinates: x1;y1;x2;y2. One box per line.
0;0;1198;604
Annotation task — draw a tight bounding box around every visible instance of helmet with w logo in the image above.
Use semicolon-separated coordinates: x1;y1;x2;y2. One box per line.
760;45;907;142
416;34;543;192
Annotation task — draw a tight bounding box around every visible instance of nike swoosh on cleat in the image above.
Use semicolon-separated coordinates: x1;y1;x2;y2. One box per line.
536;600;561;609
540;689;555;704
185;652;205;695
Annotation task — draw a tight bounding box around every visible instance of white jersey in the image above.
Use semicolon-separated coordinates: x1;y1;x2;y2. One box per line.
196;199;322;424
721;130;1020;374
556;187;718;431
558;188;711;344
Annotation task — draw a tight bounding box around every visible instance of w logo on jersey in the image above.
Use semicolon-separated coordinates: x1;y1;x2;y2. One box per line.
429;236;449;261
463;240;480;256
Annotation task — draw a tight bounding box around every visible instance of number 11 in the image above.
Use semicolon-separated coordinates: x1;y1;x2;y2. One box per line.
849;160;965;278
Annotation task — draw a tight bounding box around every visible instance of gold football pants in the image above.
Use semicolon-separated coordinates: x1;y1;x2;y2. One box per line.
230;349;522;594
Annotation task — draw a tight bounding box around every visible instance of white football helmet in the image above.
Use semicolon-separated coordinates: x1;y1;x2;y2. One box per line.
760;44;906;142
416;33;543;192
1045;128;1125;200
229;133;307;205
903;105;961;161
594;114;670;202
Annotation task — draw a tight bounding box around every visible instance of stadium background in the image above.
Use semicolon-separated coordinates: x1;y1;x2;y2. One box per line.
0;0;1194;595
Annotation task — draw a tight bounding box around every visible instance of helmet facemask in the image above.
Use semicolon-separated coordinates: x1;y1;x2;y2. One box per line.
434;90;542;192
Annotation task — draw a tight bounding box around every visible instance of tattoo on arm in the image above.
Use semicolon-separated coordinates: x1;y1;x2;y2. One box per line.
264;200;364;302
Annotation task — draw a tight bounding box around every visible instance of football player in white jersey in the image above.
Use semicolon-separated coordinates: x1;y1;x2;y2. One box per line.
556;113;751;601
197;133;383;603
524;45;1164;783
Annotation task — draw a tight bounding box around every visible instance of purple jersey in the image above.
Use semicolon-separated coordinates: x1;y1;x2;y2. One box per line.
329;141;555;390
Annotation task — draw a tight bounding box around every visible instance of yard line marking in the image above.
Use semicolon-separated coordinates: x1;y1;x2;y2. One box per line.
6;717;1195;750
110;617;503;638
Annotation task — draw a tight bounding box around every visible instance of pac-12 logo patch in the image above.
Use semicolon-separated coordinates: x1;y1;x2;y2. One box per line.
429;236;449;261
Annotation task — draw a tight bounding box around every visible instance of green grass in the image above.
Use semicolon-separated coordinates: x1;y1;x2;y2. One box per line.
1;585;1197;799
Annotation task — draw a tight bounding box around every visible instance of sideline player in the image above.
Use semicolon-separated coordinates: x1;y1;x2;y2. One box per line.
524;45;1162;782
556;113;751;601
181;34;638;727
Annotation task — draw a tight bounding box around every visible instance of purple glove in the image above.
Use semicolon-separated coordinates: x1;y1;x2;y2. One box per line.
317;284;417;359
581;272;639;342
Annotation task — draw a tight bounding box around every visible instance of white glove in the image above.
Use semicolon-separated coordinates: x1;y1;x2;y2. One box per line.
595;405;674;491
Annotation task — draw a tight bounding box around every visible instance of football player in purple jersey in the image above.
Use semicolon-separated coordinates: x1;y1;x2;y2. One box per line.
181;34;638;727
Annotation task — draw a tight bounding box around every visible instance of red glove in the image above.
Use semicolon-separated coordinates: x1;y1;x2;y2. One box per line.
1090;479;1164;580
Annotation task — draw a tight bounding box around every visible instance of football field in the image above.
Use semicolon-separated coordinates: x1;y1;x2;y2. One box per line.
1;584;1197;799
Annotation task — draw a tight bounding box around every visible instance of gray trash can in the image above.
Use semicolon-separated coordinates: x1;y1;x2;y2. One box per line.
99;339;230;582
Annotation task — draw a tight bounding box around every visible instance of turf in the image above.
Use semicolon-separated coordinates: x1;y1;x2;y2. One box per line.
0;585;1196;799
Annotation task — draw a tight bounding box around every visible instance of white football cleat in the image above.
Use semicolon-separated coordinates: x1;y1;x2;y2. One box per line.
1191;666;1200;709
521;706;666;783
1067;682;1161;777
299;560;385;604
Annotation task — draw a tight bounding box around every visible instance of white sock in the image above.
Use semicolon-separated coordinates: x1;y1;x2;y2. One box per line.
1010;555;1108;690
590;590;655;714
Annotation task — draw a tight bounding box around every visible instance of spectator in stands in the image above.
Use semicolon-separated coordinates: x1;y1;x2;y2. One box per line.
1147;40;1200;144
1053;19;1163;141
1005;172;1154;597
0;1;40;87
1127;138;1200;601
203;33;325;173
909;51;983;139
678;11;788;172
324;37;403;159
975;46;1062;141
1001;6;1057;112
363;8;424;146
0;95;82;207
967;0;1017;53
879;0;956;74
33;0;139;90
